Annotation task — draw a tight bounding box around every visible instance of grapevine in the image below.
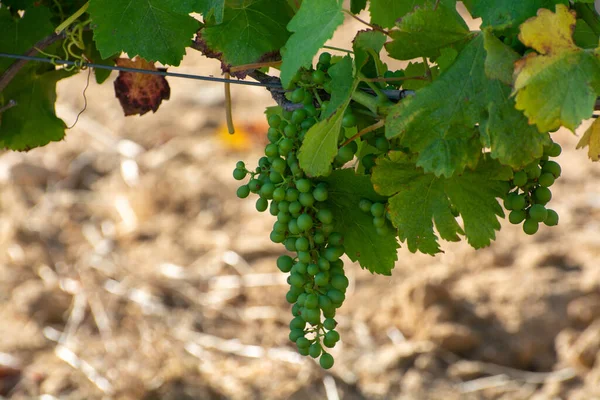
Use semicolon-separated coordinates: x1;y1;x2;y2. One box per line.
2;0;600;368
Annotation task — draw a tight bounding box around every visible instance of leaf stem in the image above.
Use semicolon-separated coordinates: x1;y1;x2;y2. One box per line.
0;99;17;114
351;90;379;114
55;1;89;34
224;72;235;134
323;45;353;54
341;120;385;147
343;9;390;36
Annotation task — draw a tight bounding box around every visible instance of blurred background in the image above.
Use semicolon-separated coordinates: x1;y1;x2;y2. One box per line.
1;7;600;400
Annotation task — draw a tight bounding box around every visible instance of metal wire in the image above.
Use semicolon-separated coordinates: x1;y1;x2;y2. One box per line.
0;52;285;89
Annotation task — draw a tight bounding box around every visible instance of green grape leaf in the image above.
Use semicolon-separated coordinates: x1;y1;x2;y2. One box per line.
88;0;199;66
483;29;518;85
322;169;399;275
513;4;600;132
577;118;600;161
82;31;115;84
298;105;345;177
434;47;459;72
280;0;344;87
0;66;74;150
385;1;471;60
574;19;600;49
350;0;367;14
387;33;551;176
371;152;510;255
322;55;357;119
193;0;225;23
369;0;427;29
463;0;568;30
202;0;293;67
401;62;437;90
353;30;386;72
0;6;54;71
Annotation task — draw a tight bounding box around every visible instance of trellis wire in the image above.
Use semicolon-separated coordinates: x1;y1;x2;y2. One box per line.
0;52;284;89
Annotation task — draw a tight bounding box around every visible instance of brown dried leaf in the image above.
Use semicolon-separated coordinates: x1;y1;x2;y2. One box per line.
114;58;170;116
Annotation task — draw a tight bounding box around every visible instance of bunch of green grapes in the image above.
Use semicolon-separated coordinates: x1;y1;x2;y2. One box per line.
504;141;562;234
233;54;356;369
358;199;393;236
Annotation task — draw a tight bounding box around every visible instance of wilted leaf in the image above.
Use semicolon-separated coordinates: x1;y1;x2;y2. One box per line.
114;58;170;116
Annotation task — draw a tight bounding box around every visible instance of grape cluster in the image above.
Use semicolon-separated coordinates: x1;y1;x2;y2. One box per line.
233;55;355;369
504;142;562;234
358;199;393;235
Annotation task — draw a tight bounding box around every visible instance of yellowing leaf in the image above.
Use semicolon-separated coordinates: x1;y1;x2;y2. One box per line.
576;119;600;161
513;4;600;132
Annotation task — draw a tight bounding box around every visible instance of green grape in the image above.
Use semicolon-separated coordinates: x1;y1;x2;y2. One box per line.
313;186;329;202
279;138;294;154
277;255;294;272
323;336;336;348
342;113;357;128
544;209;559;226
323;318;337;331
319;52;332;65
303;308;321;324
533;187;552;204
371;202;385;217
324;247;340;262
236;161;245;169
270;171;284;184
273;187;286;202
236;185;250;199
546;142;562;157
284;237;297;252
513;170;528;187
359;199;373;213
373;216;386;228
289;201;303;215
265;143;279;157
328;232;344;246
292;303;301;316
297;213;314;231
273;221;288;233
267;128;281;143
298;251;311;264
299;192;315;207
542;161;561;178
538;172;555;187
290;316;306;330
314;232;326;244
286;290;299;303
331;274;349;291
325;330;340;343
337;145;355;163
307;264;320;275
305;294;318;309
309;342;322;358
315;272;329;286
529;204;548;222
293;262;308;275
256;197;268;212
291;108;307;124
296;293;307;306
319;295;334;312
233;168;246;180
271;158;287;174
318;257;330;270
375;137;390;153
288;220;301;235
523;218;539;235
260;182;275;199
291;88;306;104
526;164;541;180
320;353;334;369
278;201;290;213
317;209;333;224
289;329;304;342
289;273;306;288
508;210;526;224
503;195;514;210
285;188;300;202
312;70;326;84
298;346;310;356
284;124;298;138
295;237;310;251
327;289;345;305
296;337;311;348
512;194;526;211
301;118;316;130
248;179;261;193
268;114;282;128
270;230;285;243
296;179;312;193
362;153;377;171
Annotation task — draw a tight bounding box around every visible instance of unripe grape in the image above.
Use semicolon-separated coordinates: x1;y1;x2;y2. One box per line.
290;316;306;330
533;186;552;204
296;179;312;193
359;199;373;213
277;255;294;272
523;218;539;235
546;142;562;157
289;273;305;288
295;237;310;251
323;318;337;331
305;294;318;309
328;232;344;246
542;161;561;178
320;353;334;369
313;186;328;202
512;171;528;187
331;274;349;291
529;204;548;222
371;202;385;217
296;337;311;348
289;329;304;342
544;209;559;226
297;213;314;231
538;172;555;187
508;210;526;224
299;192;315;207
317;209;333;224
256;197;268;212
268;114;281;128
325;330;340;343
309;342;322;358
236;185;250;199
